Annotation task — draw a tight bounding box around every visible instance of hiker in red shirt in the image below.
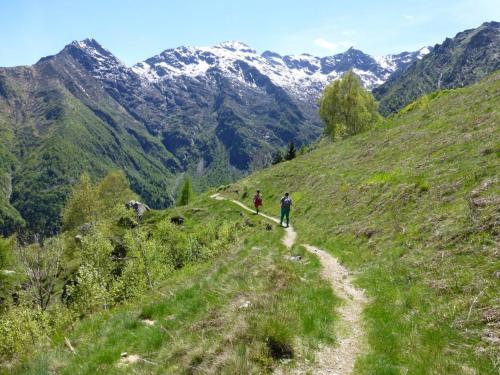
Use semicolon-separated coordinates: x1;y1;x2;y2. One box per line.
253;190;263;214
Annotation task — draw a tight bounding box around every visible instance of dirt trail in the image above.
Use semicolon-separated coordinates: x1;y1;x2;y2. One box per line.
210;193;367;375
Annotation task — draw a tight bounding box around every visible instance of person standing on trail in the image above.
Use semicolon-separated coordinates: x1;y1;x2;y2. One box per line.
280;192;292;227
253;190;263;214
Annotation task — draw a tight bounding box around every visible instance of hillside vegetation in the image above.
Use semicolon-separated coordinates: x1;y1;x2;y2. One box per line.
225;73;500;373
0;66;180;235
1;22;497;235
1;175;338;374
1;73;498;374
374;21;500;115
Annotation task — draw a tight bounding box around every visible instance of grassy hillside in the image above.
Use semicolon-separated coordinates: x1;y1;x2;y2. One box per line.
4;194;339;374
2;73;498;374
223;73;500;373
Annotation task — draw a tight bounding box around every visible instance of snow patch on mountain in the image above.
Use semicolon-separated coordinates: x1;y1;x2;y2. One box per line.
72;38;428;103
130;42;426;103
71;38;131;81
417;46;431;59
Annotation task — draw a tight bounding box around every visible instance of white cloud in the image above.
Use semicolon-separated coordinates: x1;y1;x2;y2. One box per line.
276;24;358;56
313;38;337;50
313;38;352;52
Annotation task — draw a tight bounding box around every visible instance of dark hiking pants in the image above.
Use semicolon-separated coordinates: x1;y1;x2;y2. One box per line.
280;207;290;226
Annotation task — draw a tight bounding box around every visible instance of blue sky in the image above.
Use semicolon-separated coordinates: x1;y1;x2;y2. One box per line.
1;0;498;67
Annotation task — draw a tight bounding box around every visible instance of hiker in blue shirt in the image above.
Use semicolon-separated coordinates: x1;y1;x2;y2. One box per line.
280;192;292;227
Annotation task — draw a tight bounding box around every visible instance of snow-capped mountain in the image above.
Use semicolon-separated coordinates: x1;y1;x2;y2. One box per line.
0;38;430;232
64;39;132;81
4;23;497;233
39;38;429;174
131;41;430;103
60;38;430;112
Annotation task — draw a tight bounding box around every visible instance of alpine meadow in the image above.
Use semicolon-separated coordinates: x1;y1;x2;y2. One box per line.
0;2;499;374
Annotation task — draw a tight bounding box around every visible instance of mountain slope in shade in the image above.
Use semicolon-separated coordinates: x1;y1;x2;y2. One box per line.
374;21;500;115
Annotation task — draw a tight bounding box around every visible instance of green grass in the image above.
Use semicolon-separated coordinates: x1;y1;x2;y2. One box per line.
5;71;499;375
222;73;500;374
11;197;338;374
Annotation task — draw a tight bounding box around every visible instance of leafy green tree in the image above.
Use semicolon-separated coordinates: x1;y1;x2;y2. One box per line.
66;263;110;315
285;142;297;161
272;150;284;165
178;177;193;206
62;173;97;230
63;171;136;230
319;70;381;140
96;170;136;214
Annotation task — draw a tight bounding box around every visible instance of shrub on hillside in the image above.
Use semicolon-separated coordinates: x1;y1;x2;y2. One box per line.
0;302;75;361
65;263;110;315
272;150;284;165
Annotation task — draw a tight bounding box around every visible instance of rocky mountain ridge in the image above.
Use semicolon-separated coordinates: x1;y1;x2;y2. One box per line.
374;21;500;114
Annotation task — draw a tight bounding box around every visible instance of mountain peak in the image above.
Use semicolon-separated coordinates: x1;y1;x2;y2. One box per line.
481;20;500;28
72;38;103;50
215;41;256;53
68;38;119;61
261;50;282;59
68;38;123;62
61;38;130;81
344;47;367;55
417;46;431;59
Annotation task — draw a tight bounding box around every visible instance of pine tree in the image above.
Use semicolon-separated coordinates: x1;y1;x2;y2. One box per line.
285;141;297;161
178;177;193;206
272;150;284;165
299;144;307;155
319;69;381;140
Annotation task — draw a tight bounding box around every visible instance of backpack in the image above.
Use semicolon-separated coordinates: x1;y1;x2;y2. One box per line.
281;196;292;208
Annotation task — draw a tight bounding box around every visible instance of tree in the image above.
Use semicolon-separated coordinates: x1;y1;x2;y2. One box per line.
62;171;136;230
96;170;136;214
284;142;297;161
299;144;307;155
319;70;381;140
272;150;284;165
62;173;97;230
15;237;64;310
178;177;193;206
